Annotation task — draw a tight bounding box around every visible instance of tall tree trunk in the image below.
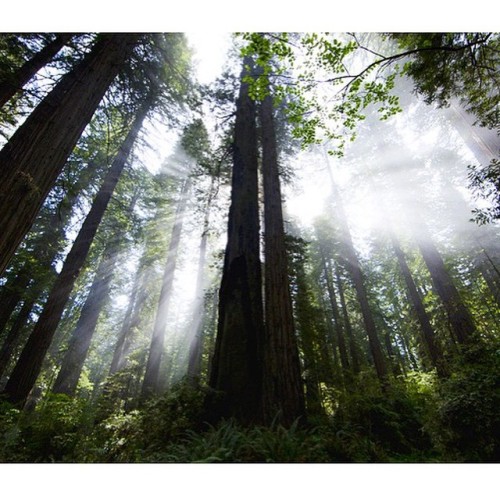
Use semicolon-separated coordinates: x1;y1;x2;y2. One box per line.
293;255;328;415
321;252;350;372
260;94;305;424
0;159;98;339
187;203;211;381
324;154;388;384
0;33;138;277
209;58;265;423
334;264;361;374
51;244;119;396
412;218;476;345
2;102;149;406
0;34;74;108
0;297;35;381
0;271;31;335
390;231;448;377
187;171;220;382
477;248;500;308
141;179;191;399
109;263;153;376
109;266;140;375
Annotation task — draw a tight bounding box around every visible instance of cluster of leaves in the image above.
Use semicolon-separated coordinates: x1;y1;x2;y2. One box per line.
146;417;331;463
424;343;500;462
468;158;500;224
238;32;403;155
323;374;436;462
0;393;93;462
389;33;500;129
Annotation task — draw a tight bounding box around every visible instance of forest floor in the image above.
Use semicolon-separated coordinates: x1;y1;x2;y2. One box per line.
1;354;499;464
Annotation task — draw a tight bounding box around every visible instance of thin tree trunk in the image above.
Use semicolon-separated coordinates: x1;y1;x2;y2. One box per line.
0;297;35;381
204;288;219;380
294;256;328;414
390;231;448;377
141;179;191;399
209;57;265;423
0;34;74;108
51;244;119;396
324;154;388;384
446;99;499;166
0;33;138;277
2;102;149;406
0;271;31;336
187;219;210;381
260;93;305;424
109;263;153;376
477;249;500;308
321;252;350;372
187;174;218;382
108;265;141;375
334;264;361;374
412;218;476;345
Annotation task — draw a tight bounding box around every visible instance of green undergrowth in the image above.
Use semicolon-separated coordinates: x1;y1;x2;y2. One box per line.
1;350;499;463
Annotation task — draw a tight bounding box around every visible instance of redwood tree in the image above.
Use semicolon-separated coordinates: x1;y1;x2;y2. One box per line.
51;243;119;396
141;178;191;400
2;101;150;406
324;154;388;384
0;33;74;108
209;57;265;423
260;93;305;424
0;33;139;276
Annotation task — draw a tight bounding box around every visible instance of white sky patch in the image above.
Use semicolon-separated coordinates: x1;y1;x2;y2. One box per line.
186;32;233;85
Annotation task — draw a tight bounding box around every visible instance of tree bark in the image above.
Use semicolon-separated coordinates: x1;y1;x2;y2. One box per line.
2;102;148;406
334;264;361;374
109;263;152;376
321;252;350;372
0;297;35;381
390;231;448;377
412;218;476;345
186;177;215;382
0;34;74;108
0;159;98;341
209;58;265;423
0;271;31;336
0;33;138;277
260;93;305;424
141;179;191;399
51;244;118;396
324;154;388;384
477;248;500;308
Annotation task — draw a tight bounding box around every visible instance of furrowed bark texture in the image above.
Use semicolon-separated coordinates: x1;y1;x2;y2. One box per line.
260;94;305;425
0;33;138;277
209;58;265;423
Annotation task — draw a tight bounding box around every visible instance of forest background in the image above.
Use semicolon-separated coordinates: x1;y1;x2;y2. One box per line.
0;1;497;500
